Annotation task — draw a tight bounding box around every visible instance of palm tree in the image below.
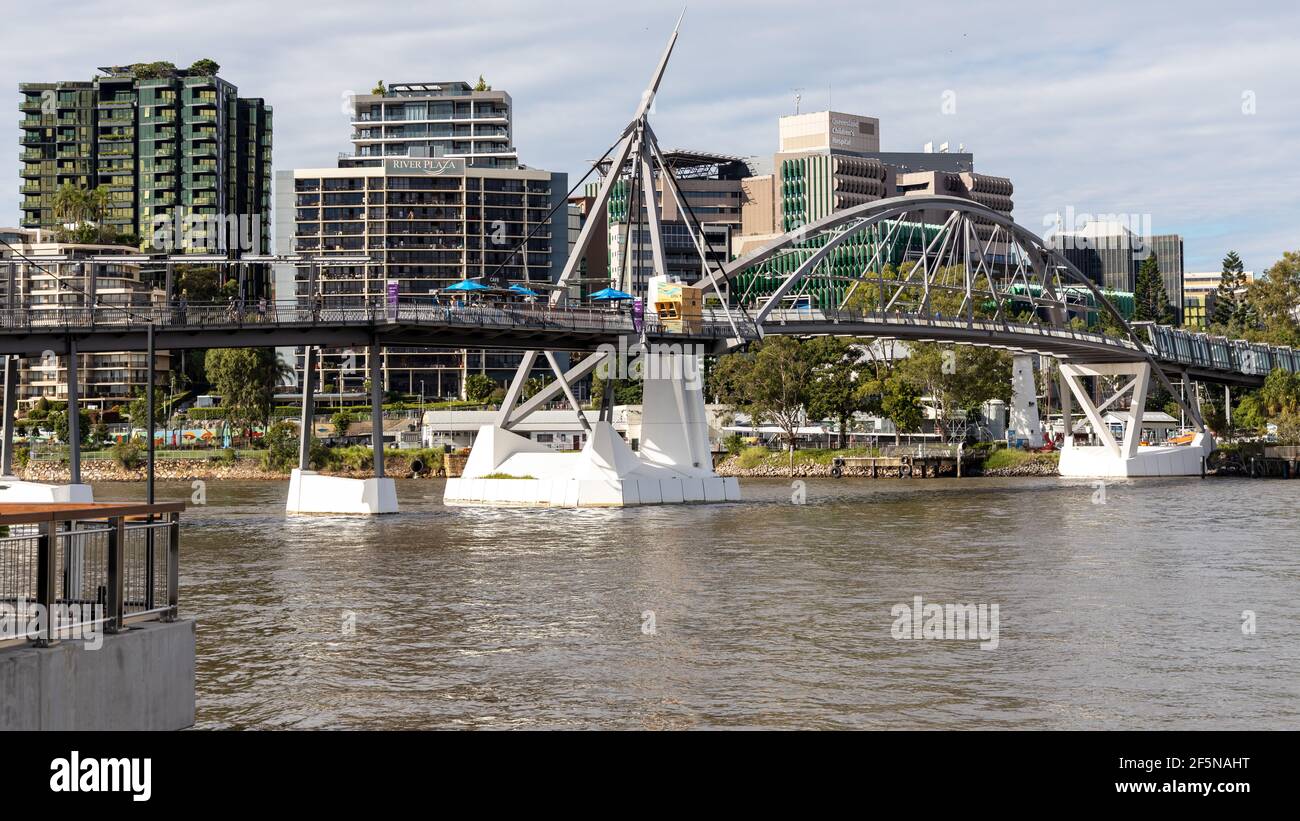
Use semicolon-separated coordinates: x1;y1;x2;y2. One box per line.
52;183;88;228
86;185;110;226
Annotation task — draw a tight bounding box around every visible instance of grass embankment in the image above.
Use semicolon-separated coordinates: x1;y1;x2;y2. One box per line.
733;445;879;471
975;447;1060;474
721;444;1061;477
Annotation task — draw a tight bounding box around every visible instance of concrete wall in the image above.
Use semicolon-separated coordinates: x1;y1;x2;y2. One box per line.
0;619;195;731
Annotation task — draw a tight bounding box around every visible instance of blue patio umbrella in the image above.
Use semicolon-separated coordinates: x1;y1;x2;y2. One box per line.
443;279;490;293
589;287;633;301
508;283;540;296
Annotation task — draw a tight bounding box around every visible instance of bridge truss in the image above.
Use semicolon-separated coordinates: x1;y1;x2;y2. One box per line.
721;194;1208;432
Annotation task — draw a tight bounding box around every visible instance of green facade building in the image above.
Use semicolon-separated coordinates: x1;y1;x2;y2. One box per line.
19;62;271;255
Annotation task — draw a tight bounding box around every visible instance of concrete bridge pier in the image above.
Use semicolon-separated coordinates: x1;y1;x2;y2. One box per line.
1057;361;1212;478
445;347;739;507
285;342;397;515
0;346;93;504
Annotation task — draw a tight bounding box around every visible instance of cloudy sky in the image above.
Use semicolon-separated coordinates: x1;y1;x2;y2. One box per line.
4;0;1297;272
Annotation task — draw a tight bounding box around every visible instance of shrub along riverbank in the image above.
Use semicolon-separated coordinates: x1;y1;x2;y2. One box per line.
713;445;1060;478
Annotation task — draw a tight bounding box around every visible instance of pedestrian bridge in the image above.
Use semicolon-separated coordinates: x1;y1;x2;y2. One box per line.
761;309;1297;389
0;299;748;357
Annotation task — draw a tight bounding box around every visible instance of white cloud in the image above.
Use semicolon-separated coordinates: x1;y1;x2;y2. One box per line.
3;0;1298;272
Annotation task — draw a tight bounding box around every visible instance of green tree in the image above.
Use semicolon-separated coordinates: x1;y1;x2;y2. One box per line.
204;348;289;445
522;376;548;401
464;373;496;403
805;337;866;449
49;407;92;447
896;344;1011;440
1275;411;1300;443
371;80;387;95
1200;400;1227;435
1243;251;1300;346
188;58;220;76
473;75;492;92
1233;394;1268;432
1212;250;1246;327
52;183;89;227
126;385;171;429
174;265;226;301
1134;254;1175;324
130;61;177;79
736;337;815;475
863;376;924;446
710;339;816;473
589;374;642;408
1259;368;1300;417
262;421;301;472
331;410;354;438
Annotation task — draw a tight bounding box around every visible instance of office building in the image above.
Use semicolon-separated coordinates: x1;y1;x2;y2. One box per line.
1184;269;1256;299
565;193;610;301
19;62;272;265
0;228;168;406
596;150;748;296
732;110;1015;310
1182;292;1216;328
1053;220;1184;320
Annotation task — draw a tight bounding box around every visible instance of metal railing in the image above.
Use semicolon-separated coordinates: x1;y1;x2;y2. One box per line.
0;298;755;342
763;306;1300;378
764;306;1144;351
0;502;183;649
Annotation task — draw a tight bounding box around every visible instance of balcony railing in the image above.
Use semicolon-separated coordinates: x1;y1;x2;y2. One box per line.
0;502;183;649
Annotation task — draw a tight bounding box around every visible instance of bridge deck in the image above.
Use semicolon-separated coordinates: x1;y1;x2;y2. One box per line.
0;301;1285;388
762;310;1287;387
0;301;749;356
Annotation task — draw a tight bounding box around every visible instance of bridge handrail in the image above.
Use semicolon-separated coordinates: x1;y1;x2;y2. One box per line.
764;307;1145;348
761;306;1300;377
0;297;754;342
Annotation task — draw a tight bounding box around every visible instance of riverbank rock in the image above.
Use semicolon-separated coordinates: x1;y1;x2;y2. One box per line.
17;454;443;483
713;455;957;478
712;451;1059;478
971;454;1061;477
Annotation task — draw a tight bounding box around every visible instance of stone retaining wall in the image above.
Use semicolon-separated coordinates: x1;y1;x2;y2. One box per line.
17;454;441;482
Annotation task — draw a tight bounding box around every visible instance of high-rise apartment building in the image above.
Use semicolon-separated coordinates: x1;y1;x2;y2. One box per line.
343;81;516;170
275;158;567;397
19;62;272;262
0;227;168;405
276;79;568;399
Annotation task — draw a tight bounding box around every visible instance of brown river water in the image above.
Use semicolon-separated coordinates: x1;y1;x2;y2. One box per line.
94;476;1300;730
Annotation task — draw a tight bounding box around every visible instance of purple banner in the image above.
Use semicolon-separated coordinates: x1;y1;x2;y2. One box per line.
386;280;399;319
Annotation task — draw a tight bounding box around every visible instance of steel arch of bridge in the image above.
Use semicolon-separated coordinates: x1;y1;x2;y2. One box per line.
720;194;1204;429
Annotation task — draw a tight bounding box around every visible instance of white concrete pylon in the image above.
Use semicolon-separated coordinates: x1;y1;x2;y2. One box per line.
1057;361;1213;478
1009;354;1044;448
